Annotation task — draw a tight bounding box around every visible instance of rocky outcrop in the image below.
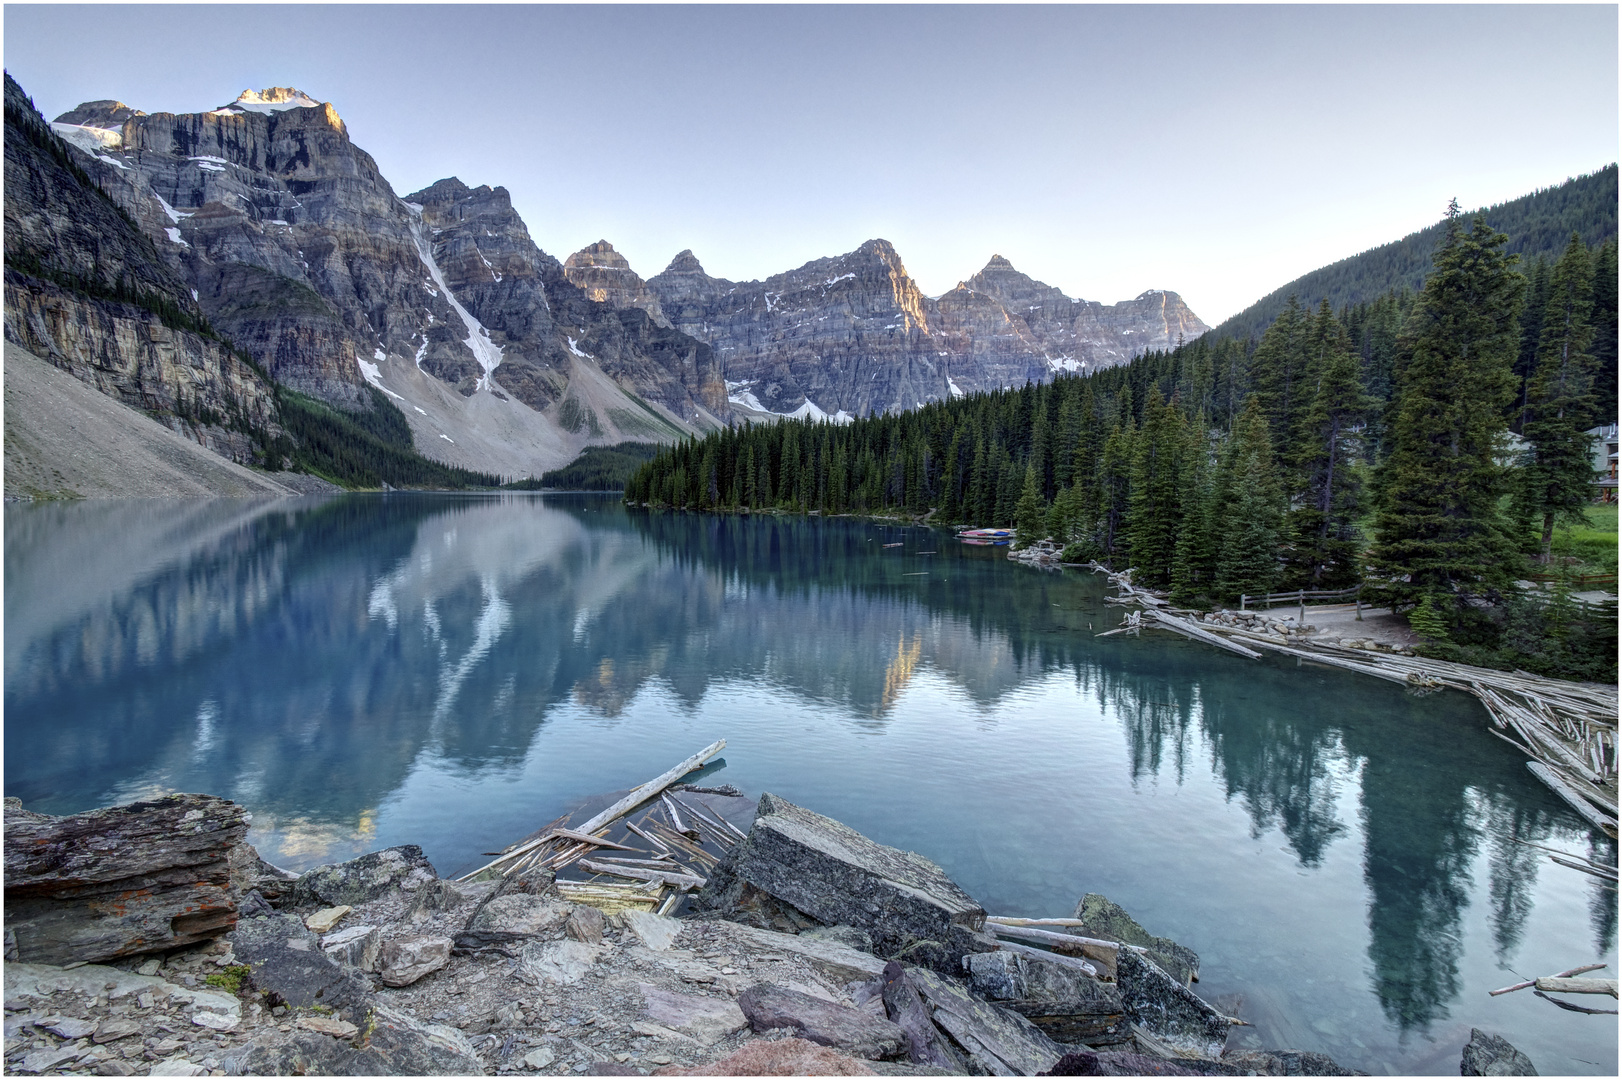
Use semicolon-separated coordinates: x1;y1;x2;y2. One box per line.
693;791;994;977
1460;1029;1537;1076
2;794;250;965
3;74;281;465
565;241;672;328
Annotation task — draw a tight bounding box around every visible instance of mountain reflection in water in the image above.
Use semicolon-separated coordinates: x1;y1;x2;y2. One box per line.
4;493;1615;1075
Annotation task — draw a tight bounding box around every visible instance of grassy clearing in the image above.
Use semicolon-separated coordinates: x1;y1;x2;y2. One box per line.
1549;502;1618;577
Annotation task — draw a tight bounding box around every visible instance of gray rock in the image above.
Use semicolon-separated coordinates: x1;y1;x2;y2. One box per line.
1113;951;1229;1060
229;913;373;1022
224;1003;481;1075
321;924;381;972
41;1017;96;1039
566;906;605;944
716;923;886;985
1460;1029;1537;1076
1071;895;1200;986
694;792;993;976
523;1046;557;1070
1221;1048;1366;1075
970;952;1127;1046
879;962;966;1072
467;893;571;938
1039;1049;1209;1075
638;983;748;1046
966;951;1029;1000
518;939;603;986
379;935;452;987
799;925;875;954
15;1045;87;1074
622;910;684;952
738;982;905;1060
904;964;1063;1076
288;846;438;908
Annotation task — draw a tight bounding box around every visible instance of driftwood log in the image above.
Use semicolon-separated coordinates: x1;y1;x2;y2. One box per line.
3;793;249;964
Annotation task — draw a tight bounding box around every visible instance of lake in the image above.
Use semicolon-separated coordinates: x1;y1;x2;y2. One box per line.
5;492;1616;1074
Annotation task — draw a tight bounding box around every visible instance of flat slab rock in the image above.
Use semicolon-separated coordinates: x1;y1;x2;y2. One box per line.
640;983;749;1046
903;963;1064;1076
738;982;905;1060
654;1036;879;1076
3;793;249;964
695;792;991;976
966;950;1127;1044
223;1003;481;1076
1114;950;1231;1059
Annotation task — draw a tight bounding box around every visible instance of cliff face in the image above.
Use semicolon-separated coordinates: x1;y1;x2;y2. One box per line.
40;84;719;476
563;241;671;328
3;74;280;464
645;245;1208;419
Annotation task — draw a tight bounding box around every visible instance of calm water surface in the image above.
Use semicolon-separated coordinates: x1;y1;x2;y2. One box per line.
5;493;1616;1074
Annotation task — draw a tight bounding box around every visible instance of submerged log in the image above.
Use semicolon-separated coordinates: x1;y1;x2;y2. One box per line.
3;793;249;964
1527;763;1617;833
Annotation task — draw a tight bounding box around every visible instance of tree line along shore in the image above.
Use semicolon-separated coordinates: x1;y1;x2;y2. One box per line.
626;213;1619;684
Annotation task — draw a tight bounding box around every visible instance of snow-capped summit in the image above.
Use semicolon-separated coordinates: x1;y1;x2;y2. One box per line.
227;87;324;113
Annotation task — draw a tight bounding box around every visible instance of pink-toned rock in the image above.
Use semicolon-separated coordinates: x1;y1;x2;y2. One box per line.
653;1037;877;1076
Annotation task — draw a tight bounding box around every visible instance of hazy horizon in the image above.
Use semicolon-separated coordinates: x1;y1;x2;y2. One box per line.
5;4;1616;325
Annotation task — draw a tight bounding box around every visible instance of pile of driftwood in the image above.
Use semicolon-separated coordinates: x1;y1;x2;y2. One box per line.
1089;567;1618;851
453;740;746;914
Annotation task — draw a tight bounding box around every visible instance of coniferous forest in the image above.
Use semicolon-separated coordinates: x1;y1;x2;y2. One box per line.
627;209;1619;681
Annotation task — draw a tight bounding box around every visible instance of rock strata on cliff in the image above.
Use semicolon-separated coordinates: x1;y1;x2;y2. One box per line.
645;244;1208;420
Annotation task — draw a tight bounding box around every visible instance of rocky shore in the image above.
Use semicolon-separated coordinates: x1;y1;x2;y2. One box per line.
3;788;1536;1077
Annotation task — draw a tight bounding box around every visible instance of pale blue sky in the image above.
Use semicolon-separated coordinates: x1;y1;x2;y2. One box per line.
5;4;1616;324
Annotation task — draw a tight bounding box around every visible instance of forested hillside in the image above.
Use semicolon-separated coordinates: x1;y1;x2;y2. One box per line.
628;212;1618;680
1211;166;1617;342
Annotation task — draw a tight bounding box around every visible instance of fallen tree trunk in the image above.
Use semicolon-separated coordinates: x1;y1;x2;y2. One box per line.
3;793;249;964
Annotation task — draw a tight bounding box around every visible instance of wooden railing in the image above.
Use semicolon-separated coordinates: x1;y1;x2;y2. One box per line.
1240;584;1365;621
1525;572;1618;589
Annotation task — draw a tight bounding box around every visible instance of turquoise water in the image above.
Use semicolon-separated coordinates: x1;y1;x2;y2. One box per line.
5;493;1616;1074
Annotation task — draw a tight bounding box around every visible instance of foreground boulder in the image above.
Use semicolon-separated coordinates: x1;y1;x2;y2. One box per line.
3;794;249;964
1460;1029;1537;1076
966;950;1128;1045
1070;894;1200;985
694;792;993;975
898;962;1064;1075
229;912;374;1022
1223;1048;1366;1075
1113;950;1231;1059
738;982;906;1060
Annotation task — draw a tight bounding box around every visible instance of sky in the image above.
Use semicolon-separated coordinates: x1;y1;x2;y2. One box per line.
4;4;1617;325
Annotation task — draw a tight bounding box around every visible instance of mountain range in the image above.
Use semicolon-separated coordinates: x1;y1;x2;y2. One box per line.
5;78;1204;481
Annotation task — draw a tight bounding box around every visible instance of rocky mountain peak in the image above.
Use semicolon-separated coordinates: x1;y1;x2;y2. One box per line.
231;87;323;111
565;240;631;272
662;249;707;276
983;254;1015;271
53;100;144;129
411;176;473;205
563;241;670;328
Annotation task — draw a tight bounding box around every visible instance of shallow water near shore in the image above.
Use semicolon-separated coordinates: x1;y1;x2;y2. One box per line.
5;492;1616;1074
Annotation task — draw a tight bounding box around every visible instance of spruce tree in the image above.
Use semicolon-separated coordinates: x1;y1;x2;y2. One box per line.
1126;387;1186;585
1097;398;1135;559
1368;207;1524;611
1013;464;1046;547
1287;303;1369;587
1248;296;1310;461
1170;414;1217;605
1590;240;1618;424
1215;396;1284;601
1518;233;1596;563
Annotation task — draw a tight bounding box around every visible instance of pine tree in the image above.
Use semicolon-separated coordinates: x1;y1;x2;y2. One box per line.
1249;296;1310;462
1170;414;1217;605
1097;397;1135;559
1287;303;1369;587
1013;464;1046;547
1590;240;1618;424
1215;396;1284;600
1518;233;1596;563
1368;207;1524;611
1126;387;1186;585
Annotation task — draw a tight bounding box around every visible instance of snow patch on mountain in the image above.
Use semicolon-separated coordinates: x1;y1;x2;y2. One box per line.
409;219;503;390
230;88;323;113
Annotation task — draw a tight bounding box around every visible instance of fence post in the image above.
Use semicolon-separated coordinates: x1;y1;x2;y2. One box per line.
1298;589;1305;624
1355;587;1363;622
1240;593;1247;612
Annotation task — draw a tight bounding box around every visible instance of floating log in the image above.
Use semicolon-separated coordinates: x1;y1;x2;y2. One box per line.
1527;763;1616;834
579;859;705;890
548;828;637;851
625;820;671;853
1489;962;1608;995
1141;610;1262;660
1549;855;1619;882
1534;976;1618;997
